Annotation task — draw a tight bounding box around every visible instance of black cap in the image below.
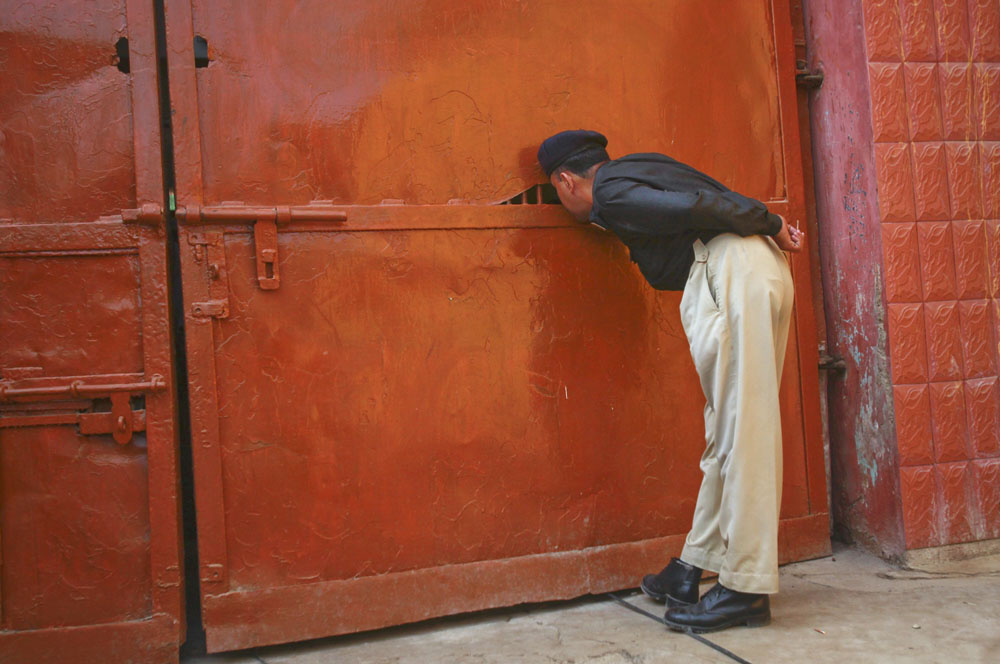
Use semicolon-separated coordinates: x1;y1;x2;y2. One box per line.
537;129;608;176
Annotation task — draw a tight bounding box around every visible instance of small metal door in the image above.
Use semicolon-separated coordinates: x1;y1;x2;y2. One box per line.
0;2;183;662
164;0;829;651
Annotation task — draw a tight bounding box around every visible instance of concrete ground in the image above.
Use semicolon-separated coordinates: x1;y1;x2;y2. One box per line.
183;543;1000;664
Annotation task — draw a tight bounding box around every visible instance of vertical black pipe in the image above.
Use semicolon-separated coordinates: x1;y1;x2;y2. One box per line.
151;0;207;654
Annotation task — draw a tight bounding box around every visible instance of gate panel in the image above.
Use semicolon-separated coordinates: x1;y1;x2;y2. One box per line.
166;0;829;651
184;0;788;206
0;1;182;662
1;251;144;375
0;4;136;224
0;422;152;629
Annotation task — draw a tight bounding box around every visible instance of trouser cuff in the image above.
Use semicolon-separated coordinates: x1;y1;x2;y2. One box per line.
719;568;779;595
680;544;724;574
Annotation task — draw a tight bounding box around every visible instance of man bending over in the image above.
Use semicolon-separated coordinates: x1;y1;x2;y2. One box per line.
537;129;804;633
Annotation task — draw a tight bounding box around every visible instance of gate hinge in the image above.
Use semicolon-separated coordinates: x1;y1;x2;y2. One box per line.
819;353;847;373
191;300;229;318
187;231;231;318
795;60;824;89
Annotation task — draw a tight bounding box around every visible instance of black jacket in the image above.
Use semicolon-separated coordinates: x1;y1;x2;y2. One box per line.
589;153;783;291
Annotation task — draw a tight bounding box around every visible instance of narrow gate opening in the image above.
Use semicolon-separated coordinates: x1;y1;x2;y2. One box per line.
497;182;559;205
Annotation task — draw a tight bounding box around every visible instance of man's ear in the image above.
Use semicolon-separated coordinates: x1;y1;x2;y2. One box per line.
558;171;574;193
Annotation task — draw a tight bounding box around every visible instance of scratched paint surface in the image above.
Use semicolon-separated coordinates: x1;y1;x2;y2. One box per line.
169;0;828;650
0;253;151;622
189;0;785;206
0;254;144;376
206;228;811;588
0;0;156;636
0;0;183;661
0;3;136;223
0;427;152;629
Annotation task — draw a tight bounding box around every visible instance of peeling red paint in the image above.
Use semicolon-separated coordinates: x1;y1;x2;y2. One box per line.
803;0;906;557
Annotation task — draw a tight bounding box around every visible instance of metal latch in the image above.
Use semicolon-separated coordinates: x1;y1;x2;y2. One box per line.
795;60;824;89
0;375;166;445
0;404;149;445
254;216;280;290
176;201;348;291
78;394;147;444
122;202;166;225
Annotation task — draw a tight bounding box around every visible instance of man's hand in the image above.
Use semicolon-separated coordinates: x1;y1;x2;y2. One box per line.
773;215;804;253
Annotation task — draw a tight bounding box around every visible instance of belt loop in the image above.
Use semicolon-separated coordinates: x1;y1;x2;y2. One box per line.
693;239;709;263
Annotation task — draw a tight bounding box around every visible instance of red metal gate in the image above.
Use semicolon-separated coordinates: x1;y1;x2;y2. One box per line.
0;2;183;662
164;0;830;652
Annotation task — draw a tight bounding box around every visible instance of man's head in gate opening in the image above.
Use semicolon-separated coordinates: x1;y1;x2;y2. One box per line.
537;130;609;223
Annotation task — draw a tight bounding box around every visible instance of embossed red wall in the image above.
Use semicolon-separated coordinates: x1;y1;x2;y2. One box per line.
806;0;1000;552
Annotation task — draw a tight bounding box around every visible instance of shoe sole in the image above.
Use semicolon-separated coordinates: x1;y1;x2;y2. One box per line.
663;614;771;633
639;581;694;608
639;580;666;602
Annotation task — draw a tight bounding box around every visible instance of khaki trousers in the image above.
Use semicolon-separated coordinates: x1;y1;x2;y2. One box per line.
678;232;794;594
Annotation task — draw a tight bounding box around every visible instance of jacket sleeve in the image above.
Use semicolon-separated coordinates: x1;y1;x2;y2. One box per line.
598;181;783;237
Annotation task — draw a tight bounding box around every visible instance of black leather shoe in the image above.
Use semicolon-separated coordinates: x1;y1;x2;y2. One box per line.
663;583;771;633
639;558;702;607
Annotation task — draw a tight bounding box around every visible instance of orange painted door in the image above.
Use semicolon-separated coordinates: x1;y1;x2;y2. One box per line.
164;0;829;651
0;2;183;663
